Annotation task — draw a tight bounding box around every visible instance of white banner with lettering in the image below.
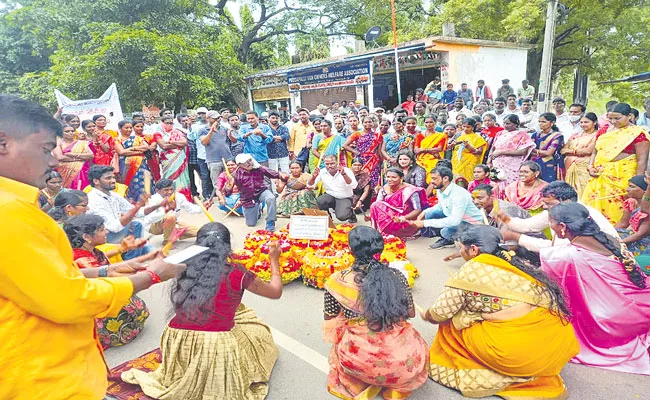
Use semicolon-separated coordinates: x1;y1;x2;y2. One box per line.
54;83;124;131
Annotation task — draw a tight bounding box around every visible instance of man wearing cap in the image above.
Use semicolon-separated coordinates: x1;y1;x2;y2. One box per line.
200;110;232;190
475;79;493;103
229;153;288;231
289;108;314;169
188;107;212;199
497;79;514;99
237;111;274;166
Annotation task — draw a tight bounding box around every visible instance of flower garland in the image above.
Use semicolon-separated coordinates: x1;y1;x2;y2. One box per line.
234;224;419;289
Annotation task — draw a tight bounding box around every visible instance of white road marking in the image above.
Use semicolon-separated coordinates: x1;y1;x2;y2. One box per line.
270;327;330;374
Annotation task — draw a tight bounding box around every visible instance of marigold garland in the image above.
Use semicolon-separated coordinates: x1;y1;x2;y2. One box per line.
234;224;419;289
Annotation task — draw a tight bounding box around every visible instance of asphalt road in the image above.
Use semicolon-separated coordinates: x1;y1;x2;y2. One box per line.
105;209;648;400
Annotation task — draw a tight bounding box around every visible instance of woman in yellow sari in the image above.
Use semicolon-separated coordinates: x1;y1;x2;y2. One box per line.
324;226;428;399
560;112;598;197
414;115;447;182
582;103;650;224
423;224;579;399
449;117;487;181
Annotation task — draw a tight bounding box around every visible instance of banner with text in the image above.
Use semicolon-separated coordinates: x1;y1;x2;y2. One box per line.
54;83;124;131
287;60;371;92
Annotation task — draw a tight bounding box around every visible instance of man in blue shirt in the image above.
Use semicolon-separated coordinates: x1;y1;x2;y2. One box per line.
441;83;458;108
457;83;474;109
237;111;274;166
188;107;213;199
410;165;483;249
266;110;290;193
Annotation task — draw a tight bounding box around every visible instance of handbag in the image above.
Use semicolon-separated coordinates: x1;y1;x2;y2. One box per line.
295;146;310;163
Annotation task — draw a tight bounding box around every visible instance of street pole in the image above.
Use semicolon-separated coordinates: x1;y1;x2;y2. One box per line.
390;0;402;104
537;0;558;114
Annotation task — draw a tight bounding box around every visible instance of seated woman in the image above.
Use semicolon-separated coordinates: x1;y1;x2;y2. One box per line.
615;175;650;261
63;214;151;349
396;149;427;190
122;222;283;398
424;224;579;398
467;164;499;198
370;167;427;240
503;161;548;215
323;226;428;399
277;161;317;216
39;171;66;213
350;158;372;214
215;159;243;216
542;203;650;375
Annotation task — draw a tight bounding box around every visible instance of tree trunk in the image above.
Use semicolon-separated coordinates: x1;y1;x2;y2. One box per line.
229;86;250;112
527;49;543;100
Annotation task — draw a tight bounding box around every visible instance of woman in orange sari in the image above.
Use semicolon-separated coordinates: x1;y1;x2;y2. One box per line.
343;116;383;189
53;124;94;189
324;226;428;399
414;115;447;183
115;120;152;202
582;103;650;224
424;224;578;399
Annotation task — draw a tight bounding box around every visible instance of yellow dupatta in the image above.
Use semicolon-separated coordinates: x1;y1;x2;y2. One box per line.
451;133;487;181
581;125;650;223
416;132;448;183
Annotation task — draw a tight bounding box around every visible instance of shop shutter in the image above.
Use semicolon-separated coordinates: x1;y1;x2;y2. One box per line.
300;86;357;112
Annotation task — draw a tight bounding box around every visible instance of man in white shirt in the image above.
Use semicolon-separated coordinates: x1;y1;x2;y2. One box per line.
448;98;472;122
410;165;484;249
146;179;203;244
552;97;573;140
518;99;539;132
505;94;520;115
189;107;213;199
568;103;586;135
86;165;161;259
492;97;508;126
284;112;299;132
308;155;358;222
500;181;618;252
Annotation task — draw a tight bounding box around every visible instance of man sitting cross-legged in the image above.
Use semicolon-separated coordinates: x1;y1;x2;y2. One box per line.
146;179;204;245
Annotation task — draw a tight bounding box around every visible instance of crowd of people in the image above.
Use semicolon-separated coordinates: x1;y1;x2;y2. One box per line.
1;80;650;400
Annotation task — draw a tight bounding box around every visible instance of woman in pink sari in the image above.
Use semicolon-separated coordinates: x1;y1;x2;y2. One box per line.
53;124;94;189
486;114;535;195
541;202;650;375
503;161;548;215
152;116;191;201
371;167;427;240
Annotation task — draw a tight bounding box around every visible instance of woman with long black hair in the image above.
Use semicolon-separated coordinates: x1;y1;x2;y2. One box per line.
541;202;650;375
425;224;578;399
122;222;283;399
531;112;564;182
323;226;428;399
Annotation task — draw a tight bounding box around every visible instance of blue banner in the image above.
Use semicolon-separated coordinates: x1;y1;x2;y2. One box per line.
287;60;371;92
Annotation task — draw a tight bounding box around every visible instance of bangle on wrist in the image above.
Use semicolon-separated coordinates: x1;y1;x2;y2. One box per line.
145;269;162;284
98;266;109;277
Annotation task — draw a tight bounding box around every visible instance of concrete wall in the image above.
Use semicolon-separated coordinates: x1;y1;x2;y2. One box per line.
449;46;529;96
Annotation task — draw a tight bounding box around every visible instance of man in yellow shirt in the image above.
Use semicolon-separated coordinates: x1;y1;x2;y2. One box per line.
289;107;314;169
0;95;185;399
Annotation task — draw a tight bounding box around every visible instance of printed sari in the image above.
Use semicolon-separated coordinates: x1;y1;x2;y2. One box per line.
428;253;579;398
384;132;414;162
277;173;317;216
158;129;191;201
58;140;92;190
531;131;564;182
323;269;429;399
581;126;650;224
313;133;346;168
415;132;448;183
91;133;116;168
72;248;149;350
503;180;548;213
562;131;597;197
617;201;650;261
142;133;161;182
541;244;650;375
351;131;383;188
119;135;151;202
451;133;487;181
490;129;535;194
370;184;427;240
